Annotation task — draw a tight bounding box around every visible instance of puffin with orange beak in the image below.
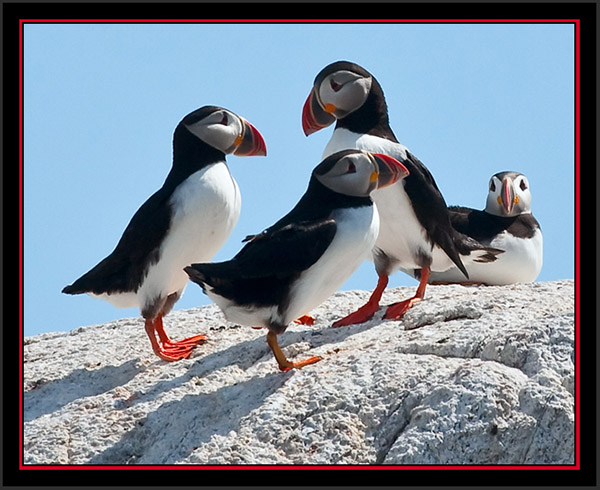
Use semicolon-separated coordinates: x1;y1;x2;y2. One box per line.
303;61;503;326
185;150;409;371
424;171;543;285
63;106;267;361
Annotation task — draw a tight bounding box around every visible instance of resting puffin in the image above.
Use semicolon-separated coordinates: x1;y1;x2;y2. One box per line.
62;106;267;361
424;171;542;285
185;149;409;371
302;60;502;326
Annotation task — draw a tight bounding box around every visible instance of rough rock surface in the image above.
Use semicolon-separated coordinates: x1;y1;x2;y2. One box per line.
23;280;575;466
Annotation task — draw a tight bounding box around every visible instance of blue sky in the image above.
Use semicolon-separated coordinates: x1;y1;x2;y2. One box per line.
23;22;575;337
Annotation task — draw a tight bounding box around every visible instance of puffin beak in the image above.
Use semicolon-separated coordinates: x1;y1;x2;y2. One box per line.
499;177;515;214
234;119;267;156
371;153;409;189
302;89;337;136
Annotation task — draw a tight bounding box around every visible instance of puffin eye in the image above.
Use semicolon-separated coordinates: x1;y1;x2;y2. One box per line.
330;79;342;92
218;112;229;125
347;161;357;174
489;181;496;192
519;179;528;191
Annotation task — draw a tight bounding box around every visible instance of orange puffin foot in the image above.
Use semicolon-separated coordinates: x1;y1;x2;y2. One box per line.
383;297;423;320
332;274;389;328
332;301;379;327
266;331;322;372
294;314;315;326
384;267;430;321
145;316;206;362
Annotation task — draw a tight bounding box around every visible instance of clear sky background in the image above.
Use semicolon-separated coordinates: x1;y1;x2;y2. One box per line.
23;22;575;337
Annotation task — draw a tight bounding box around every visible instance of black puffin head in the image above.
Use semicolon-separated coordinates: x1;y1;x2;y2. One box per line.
312;149;409;197
167;105;267;186
302;61;394;139
176;105;266;157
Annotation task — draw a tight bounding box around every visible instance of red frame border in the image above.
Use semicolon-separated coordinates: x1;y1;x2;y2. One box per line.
17;18;581;472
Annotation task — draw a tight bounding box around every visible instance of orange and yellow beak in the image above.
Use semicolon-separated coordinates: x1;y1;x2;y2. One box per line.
371;153;410;189
234;119;267;157
302;89;337;136
497;177;518;214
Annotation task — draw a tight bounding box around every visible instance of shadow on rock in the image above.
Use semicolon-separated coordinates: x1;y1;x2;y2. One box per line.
131;318;384;406
87;370;288;465
24;359;144;422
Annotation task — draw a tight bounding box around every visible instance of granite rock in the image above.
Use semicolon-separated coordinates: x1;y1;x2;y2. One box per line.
23;280;575;466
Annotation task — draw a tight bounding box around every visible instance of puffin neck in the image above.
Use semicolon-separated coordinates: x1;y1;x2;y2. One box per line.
165;124;226;189
484;211;520;223
335;84;397;141
253;174;373;236
292;176;373;219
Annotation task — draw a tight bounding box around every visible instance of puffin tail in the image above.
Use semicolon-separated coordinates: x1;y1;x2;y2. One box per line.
62;283;83;295
457;235;504;269
453;256;470;280
62;274;95;295
446;234;504;279
184;264;209;291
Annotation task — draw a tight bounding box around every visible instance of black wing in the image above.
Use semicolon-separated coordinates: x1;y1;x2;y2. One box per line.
447;206;479;236
448;206;539;242
185;219;337;307
62;188;173;295
401;152;469;277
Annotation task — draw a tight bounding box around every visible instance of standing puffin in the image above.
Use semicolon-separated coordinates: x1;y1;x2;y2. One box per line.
302;61;502;326
62;106;267;361
185;149;409;371
424;171;542;285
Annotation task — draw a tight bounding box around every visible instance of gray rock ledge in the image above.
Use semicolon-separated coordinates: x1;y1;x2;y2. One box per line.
23;280;575;465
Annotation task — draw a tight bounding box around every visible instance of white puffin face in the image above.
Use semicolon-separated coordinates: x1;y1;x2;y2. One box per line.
316;152;378;197
317;70;373;119
485;171;532;217
184;109;245;154
314;150;408;198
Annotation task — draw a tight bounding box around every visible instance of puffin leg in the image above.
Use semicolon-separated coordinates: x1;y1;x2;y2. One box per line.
266;331;322;372
332;275;389;327
294;314;315;326
144;316;205;362
384;267;430;320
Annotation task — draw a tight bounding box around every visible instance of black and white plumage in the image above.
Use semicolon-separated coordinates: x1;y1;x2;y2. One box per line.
302;61;503;325
425;171;542;285
62;106;267;361
185;150;409;371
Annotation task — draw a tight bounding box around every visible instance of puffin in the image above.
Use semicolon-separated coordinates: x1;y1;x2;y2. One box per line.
424;171;543;285
184;149;409;371
62;106;267;361
302;60;503;326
